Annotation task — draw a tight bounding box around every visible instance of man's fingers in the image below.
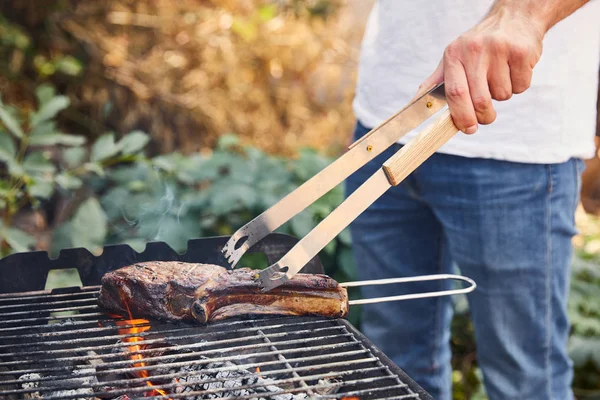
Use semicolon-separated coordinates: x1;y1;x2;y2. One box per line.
509;62;534;94
444;57;478;134
412;61;444;102
488;61;512;101
509;46;536;94
466;62;496;126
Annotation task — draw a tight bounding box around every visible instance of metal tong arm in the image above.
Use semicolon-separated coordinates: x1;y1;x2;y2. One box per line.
257;110;459;292
342;274;476;305
221;84;447;268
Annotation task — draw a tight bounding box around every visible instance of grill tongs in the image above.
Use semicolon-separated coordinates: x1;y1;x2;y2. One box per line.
222;83;476;299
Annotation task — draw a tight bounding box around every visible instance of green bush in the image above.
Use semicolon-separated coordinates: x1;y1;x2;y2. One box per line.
0;84;85;253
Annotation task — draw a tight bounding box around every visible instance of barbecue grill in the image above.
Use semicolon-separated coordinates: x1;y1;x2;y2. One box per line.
0;234;433;399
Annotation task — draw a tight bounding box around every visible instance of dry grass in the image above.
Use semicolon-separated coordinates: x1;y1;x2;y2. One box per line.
6;0;371;156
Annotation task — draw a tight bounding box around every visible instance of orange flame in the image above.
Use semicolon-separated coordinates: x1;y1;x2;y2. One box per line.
116;291;170;397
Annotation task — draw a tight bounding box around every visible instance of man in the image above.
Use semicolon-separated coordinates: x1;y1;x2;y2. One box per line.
347;1;600;399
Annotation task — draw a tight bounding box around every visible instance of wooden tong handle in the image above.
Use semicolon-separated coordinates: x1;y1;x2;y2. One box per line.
382;109;458;186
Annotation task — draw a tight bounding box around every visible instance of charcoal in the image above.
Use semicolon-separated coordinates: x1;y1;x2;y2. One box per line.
168;360;308;399
48;317;77;326
47;369;98;400
19;373;42;399
47;388;95;399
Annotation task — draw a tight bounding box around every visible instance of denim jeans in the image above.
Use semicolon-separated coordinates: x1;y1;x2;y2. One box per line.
346;121;583;400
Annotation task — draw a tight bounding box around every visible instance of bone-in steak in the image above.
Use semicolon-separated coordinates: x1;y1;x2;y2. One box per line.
97;261;348;323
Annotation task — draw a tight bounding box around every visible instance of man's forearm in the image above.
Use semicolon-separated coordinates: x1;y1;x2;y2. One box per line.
489;0;589;34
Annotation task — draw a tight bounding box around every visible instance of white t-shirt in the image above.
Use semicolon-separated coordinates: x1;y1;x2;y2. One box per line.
353;1;600;164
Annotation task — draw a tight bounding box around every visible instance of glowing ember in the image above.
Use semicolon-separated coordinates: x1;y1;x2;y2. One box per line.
115;291;171;398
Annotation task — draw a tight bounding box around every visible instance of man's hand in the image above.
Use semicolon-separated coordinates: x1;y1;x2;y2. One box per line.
417;0;588;134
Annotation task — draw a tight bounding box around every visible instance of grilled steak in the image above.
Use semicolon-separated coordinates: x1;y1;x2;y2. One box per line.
97;261;348;323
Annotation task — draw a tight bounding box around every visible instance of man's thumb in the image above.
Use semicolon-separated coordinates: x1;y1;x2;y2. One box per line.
411;61;444;102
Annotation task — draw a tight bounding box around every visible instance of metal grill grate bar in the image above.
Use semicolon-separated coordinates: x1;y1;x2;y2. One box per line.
0;297;97;311
0;312;107;326
0;318;101;333
312;385;422;399
137;366;388;400
0;332;358;377
139;376;408;400
0;285;426;399
0;323;345;364
0;286;101;300
0;318;340;349
1;350;375;397
0;304;99;317
0;354;377;389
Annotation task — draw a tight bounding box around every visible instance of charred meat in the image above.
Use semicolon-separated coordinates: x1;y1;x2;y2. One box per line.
97;261;348;323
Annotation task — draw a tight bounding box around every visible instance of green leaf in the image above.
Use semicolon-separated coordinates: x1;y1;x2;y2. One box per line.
22;152;56;174
100;187;131;220
337;247;357;281
152;154;179;173
91;133;119;162
35;84;56;106
290;209;316;238
28;176;54;199
150;216;202;253
29;121;86;146
109;163;150;185
7;161;24;177
70;197;107;253
217;134;240;150
50;222;72;257
29;95;70;127
323;240;337;256
63;147;87;168
56;56;83;76
0;131;16;162
338;228;352;246
0;102;24;138
83;162;105;176
569;336;600;367
0;225;36;252
55;173;82;190
293;149;330;182
118;130;150;154
175;155;210;184
208;181;257;215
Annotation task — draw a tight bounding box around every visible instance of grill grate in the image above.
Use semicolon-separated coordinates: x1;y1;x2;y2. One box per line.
0;286;431;400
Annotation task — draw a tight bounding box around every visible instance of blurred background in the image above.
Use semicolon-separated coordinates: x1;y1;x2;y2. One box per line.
0;1;598;398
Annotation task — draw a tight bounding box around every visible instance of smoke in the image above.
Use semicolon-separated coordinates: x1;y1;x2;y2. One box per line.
109;166;188;246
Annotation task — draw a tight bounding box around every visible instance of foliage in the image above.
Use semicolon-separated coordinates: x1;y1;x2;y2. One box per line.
0;0;363;156
0;84;152;257
0;84;82;255
569;255;600;397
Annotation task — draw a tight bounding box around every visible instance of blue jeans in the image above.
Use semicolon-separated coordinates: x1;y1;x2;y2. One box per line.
346;121;583;400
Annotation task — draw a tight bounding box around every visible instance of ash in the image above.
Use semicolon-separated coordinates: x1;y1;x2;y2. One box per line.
169;361;308;399
19;368;99;400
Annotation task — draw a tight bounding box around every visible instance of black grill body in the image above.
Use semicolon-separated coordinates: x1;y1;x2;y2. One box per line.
0;234;433;399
